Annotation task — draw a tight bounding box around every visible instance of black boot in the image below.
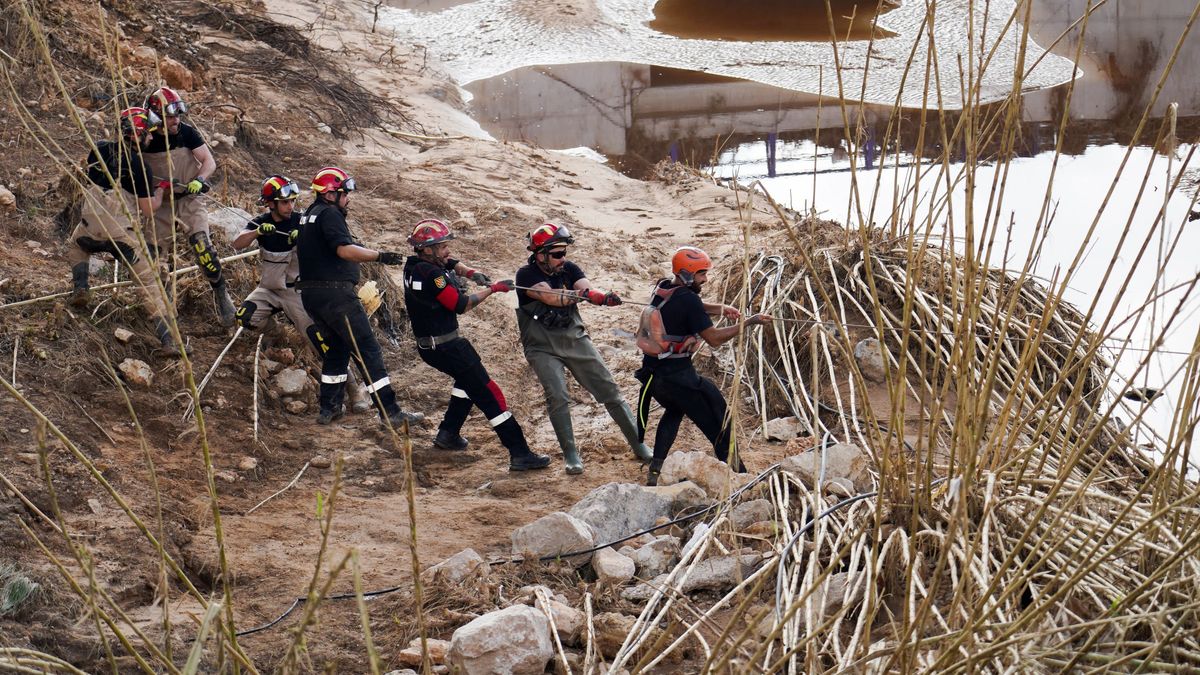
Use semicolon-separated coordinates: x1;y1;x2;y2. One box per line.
212;279;237;328
317;406;346;425
69;262;90;308
646;459;664;486
387;409;426;428
434;428;469;451
509;451;552;472
154;319;182;357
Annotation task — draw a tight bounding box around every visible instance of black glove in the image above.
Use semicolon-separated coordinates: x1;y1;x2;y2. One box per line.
378;251;404;265
470;270;492;286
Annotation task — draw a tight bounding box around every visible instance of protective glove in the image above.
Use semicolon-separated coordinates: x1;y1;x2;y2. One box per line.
583;289;607;305
377;251;404;265
603;291;622;307
186;177;210;195
469;270;492;286
256;221;277;235
287;229;300;245
489;279;514;293
156;179;172;194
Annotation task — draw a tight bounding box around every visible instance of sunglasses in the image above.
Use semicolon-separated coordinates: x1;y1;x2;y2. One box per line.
548;250;568;259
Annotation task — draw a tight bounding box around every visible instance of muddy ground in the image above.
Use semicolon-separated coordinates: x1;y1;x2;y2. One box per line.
0;0;803;669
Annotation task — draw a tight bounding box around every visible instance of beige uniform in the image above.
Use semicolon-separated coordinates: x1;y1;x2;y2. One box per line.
68;184;169;319
239;246;311;333
141;131;209;255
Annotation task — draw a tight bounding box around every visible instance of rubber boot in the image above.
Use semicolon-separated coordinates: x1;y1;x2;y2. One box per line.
211;279;237;328
154;319;182;357
562;443;584;475
646;458;664;487
69;262;91;309
607;401;653;462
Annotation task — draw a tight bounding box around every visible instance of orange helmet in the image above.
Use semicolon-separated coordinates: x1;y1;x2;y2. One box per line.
311;166;356;194
260;175;300;204
144;86;188;117
408;218;455;248
672;246;711;283
119;107;161;140
527;223;575;252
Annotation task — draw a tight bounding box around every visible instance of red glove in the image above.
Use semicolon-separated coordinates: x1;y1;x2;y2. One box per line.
157;179;172;193
584;289;606;305
489;279;514;293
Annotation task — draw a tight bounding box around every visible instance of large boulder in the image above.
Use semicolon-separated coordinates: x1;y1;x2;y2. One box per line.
781;443;872;492
511;512;595;566
763;416;803;442
853;338;888;383
592;547;635;587
568;482;672;546
533;595;584;646
273;368;310;397
659;451;750;499
423;548;488;584
644;480;711;515
449;604;553;675
731;499;774;530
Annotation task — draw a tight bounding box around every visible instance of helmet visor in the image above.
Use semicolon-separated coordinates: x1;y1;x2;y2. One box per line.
341;177;356;192
162;100;188;116
278;183;301;200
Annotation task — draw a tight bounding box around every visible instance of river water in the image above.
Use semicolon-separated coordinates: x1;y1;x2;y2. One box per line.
383;0;1200;451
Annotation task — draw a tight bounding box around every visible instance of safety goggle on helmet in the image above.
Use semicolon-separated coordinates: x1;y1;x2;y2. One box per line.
527;223;575;252
311;167;356;194
260;175;301;203
145;86;188;118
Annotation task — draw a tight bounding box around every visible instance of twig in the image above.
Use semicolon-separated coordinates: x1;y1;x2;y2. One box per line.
10;335;17;387
0;469;64;535
183;326;245;422
73;400;117;445
245;462;309;516
252;333;263;444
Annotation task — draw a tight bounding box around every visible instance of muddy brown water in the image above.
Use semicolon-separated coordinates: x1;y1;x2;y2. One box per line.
649;0;897;42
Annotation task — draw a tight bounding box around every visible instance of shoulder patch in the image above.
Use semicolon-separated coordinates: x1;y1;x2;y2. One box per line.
433;275;446;289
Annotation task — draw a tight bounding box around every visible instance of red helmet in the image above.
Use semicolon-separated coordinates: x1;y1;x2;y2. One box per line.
260;175;300;203
672;246;711;282
527;223;575;252
311;166;356;194
144;86;188;117
119;107;161;139
408;218;455;248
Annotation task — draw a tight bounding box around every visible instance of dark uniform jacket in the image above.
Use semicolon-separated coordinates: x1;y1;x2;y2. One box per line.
403;256;467;338
297;201;359;284
639;281;712;375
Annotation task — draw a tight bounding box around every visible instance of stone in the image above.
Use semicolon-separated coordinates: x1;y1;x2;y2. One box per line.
0;185;15;211
568;482;672;547
764;416;803;442
645;480;711;515
385;671;418;675
731;499;774;530
87;498;103;514
273;368;310;397
260;358;283;374
238;456;258;471
448;604;553;675
118;358;154;388
209;132;237;149
659;451;751;499
623;554;762;601
266;347;296;365
511;512;595;567
423;548;488;584
628;535;680;578
781;443;872;492
310;455;331;469
593;612;636;658
159;56;194;90
552;652;584;675
285;400;307;415
215;470;238;483
854;338;888;383
534;596;584;646
398;638;451;666
591;547;635;587
113;328;135;343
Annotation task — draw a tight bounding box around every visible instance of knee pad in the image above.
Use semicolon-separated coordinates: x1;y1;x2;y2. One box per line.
188;232;222;283
306;325;331;355
111;241;139;265
75;236;110;255
236;301;259;329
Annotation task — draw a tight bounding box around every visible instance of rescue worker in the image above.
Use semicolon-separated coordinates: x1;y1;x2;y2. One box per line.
67;107;181;356
634;246;772;486
515;223;653;474
141;86;237;328
295;166;424;427
231;175;370;413
403;219;551;472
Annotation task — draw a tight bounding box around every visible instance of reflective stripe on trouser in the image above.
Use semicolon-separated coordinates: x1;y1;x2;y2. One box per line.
70;186;169;319
416;337;531;457
525;338;643;455
301;287;399;419
637;366;736;465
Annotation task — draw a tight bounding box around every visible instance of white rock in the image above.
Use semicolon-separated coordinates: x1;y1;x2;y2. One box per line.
568;482;672;546
449;604;553;675
659;451;750;499
644;480;711;514
424;548;488;584
398;638;451;666
260;358;283;374
273;367;310;397
623;554;762;601
764;416;803;442
628;535;680;577
317;122;333;134
591;547;635;587
0;185;15;211
731;499;774;530
118;358;154;388
781;443;872;492
205;203;254;242
534;596;584;646
854;338;888;383
113;328;135;343
511;512;595;567
238;456;258;471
